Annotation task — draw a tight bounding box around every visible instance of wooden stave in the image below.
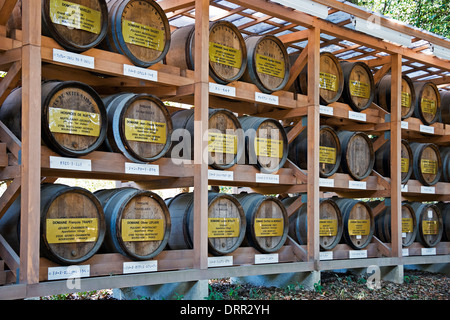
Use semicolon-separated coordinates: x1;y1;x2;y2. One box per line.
164;192;246;256
440;90;450;124
375;73;415;119
408;202;443;248
0;81;108;157
413;81;441;125
0;184;106;265
374;139;413;184
239;115;288;174
339;61;375;112
241;35;290;94
235;193;288;254
287;125;342;178
334;198;375;250
169;108;244;170
94;187;171;260
281;196;343;251
410;142;442;186
164;21;247;84
102;92;173;163
371;201;417;247
289;52;344;105
338;130;375;181
101;0;171;67
440;147;450;183
435;202;450;242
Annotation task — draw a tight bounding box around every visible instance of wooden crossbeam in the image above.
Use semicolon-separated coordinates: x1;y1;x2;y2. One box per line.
0;60;20;106
285;45;308;91
0;0;18;26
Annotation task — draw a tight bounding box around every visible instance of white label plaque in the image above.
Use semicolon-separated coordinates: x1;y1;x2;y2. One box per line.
255;92;279;105
50;156;92;171
208;169;234;181
349;250;368;259
320;105;334;116
48;265;90;280
255;253;279;264
53;48;94;69
123;261;158;274
123;64;158;82
208;256;233;268
209;82;236;97
319;178;334;187
349;180;366;189
420;125;434;134
421;186;435;194
255;173;279;184
125;162;159;176
348;111;366;122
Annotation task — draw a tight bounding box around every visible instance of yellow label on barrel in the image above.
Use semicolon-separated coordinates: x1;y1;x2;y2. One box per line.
319;219;338;237
208;218;240;238
349;81;370;99
208;132;237;155
121;219;164;242
421;98;437;115
402;218;414;233
421;159;437;174
48;107;101;137
401;92;411;108
348;219;370;236
255;54;285;79
49;0;102;34
122;19;165;51
319;146;336;164
255;138;283;159
46;218;98;244
209;42;242;69
124;118;166;144
401;158;409;173
254;218;284;237
319;72;338;92
422;220;438;235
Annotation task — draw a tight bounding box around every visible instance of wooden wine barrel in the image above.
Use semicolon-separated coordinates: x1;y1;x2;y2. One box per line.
339;61;375;112
164;21;247;84
0;184;106;265
101;0;171;67
235;193;288;254
375;73;415;119
102;93;172;163
165;192;246;256
94;187;170;260
435;202;450;241
42;0;109;52
338;131;375;181
287;125;341;178
371;201;417;247
239;115;288;173
169;108;244;170
374;139;413;184
440;147;450;182
440;90;450;124
410;142;442;186
241;35;290;93
282;197;343;251
0;81;107;157
334;198;374;250
413;81;441;125
408;202;443;248
289;52;344;105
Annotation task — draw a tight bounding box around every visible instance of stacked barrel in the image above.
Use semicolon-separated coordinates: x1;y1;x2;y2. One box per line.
1;1;448;266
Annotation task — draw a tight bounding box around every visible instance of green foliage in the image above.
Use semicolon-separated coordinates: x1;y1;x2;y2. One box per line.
354;0;450;38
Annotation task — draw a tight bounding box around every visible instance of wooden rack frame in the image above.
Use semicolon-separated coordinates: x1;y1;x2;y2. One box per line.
0;0;449;299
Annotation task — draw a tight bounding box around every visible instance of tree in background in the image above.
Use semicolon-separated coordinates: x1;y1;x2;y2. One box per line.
351;0;450;38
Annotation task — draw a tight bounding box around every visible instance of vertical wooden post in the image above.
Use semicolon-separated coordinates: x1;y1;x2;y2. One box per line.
20;0;42;284
193;0;209;270
306;26;320;263
390;54;402;258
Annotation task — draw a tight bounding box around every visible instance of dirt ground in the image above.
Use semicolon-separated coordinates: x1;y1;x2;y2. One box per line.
39;269;449;300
